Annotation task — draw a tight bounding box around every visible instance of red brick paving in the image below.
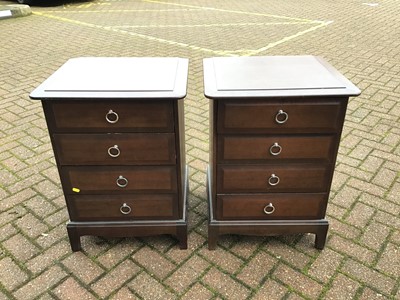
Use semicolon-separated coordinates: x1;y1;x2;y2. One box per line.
1;0;399;299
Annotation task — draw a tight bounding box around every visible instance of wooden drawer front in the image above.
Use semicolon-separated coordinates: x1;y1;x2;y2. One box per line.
67;194;177;221
217;164;330;193
62;166;177;194
47;100;174;132
54;133;176;165
219;194;326;220
218;100;343;133
219;135;335;163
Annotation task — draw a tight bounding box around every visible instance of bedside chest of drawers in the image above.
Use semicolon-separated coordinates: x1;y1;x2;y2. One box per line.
30;57;189;251
203;56;360;250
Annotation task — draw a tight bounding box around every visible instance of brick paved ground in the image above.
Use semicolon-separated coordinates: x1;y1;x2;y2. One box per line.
1;0;399;299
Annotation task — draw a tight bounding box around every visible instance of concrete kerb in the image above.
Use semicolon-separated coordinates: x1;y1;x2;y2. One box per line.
0;4;31;19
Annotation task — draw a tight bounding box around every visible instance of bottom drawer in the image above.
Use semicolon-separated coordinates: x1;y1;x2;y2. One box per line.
218;193;327;220
67;194;177;221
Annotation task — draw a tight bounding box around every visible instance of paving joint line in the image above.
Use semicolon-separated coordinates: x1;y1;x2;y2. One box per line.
32;0;333;57
42;8;203;13
143;0;323;23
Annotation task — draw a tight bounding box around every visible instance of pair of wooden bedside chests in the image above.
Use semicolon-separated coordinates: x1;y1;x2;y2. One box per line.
30;56;360;252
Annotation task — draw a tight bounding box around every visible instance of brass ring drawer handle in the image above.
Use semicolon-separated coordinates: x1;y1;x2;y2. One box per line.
269;142;282;156
116;175;128;188
268;174;280;186
263;203;275;215
275;109;288;124
108;145;120;158
106;109;119;124
120;203;132;215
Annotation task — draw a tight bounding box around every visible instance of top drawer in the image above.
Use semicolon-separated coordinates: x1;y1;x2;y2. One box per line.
217;99;345;134
44;100;174;133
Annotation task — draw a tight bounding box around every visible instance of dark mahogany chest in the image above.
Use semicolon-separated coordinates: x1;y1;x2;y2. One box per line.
31;57;189;251
203;55;360;249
